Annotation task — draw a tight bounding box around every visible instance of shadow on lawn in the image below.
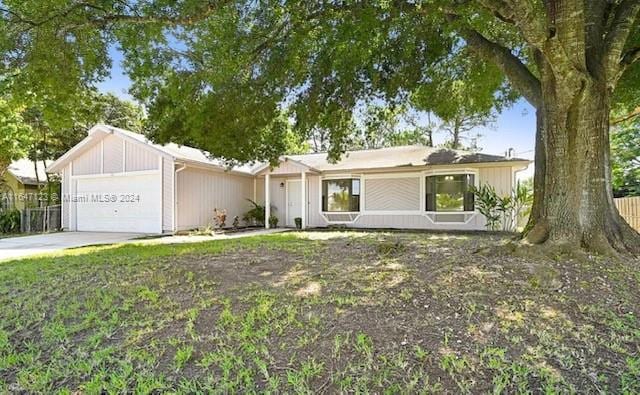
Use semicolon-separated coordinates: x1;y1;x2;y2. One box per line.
0;231;638;393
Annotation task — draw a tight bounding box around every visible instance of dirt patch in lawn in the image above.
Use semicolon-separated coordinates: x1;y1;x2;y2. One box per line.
0;231;638;393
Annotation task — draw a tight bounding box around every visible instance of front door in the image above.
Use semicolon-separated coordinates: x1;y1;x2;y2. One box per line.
287;180;302;227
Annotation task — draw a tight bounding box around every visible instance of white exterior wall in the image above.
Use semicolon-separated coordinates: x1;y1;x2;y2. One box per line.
364;177;421;211
103;134;124;173
61;133;172;233
125;141;159;172
265;165;516;230
255;178;265;205
162;158;174;232
176;167;254;230
267;177;287;227
61;164;71;229
265;160;309;175
72;144;101;175
478;167;513;196
307;175;327;227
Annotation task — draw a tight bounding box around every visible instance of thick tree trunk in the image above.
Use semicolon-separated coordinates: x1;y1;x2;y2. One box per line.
524;71;640;254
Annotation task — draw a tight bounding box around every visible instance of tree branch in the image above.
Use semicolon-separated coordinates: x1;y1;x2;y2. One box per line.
621;45;640;68
461;27;542;108
2;1;226;32
611;106;640;125
604;0;640;83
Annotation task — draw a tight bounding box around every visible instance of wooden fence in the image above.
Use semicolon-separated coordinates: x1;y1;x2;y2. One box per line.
615;196;640;232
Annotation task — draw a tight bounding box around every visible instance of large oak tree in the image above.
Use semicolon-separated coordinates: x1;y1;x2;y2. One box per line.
1;1;639;253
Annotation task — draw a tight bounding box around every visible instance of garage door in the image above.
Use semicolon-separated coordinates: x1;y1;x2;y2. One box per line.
76;174;162;233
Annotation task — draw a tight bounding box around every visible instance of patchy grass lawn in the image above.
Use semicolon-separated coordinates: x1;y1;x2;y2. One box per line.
0;231;639;393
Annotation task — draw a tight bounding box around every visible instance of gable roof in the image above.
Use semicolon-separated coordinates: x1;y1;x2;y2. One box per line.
48;124;256;174
260;145;530;174
48;124;530;176
6;159;50;185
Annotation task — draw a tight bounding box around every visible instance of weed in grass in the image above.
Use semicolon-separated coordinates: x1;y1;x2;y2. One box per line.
355;332;374;359
333;333;351;358
413;345;429;362
174;345;194;370
621;357;640;394
136;286;160;304
0;231;638;393
286;357;324;393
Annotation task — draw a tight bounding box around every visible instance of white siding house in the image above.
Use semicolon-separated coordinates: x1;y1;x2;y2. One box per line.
48;124;530;234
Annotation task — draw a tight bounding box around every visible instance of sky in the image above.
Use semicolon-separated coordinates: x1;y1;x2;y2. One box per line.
97;46;537;177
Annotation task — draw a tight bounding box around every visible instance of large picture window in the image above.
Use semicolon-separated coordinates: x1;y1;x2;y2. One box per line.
426;174;475;212
322;179;360;212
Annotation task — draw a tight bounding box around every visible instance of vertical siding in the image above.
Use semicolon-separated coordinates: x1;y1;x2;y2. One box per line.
125;141;159;172
364;177;421;211
68;177;77;231
307;175;327;227
478;167;513;197
255;178;265;205
72;144;101;175
62;164;70;229
268;177;288;227
162;158;174;232
103;134;124;173
176;167;254;230
267;160;308;175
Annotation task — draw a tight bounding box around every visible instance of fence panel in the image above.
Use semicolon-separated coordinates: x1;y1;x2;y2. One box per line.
615;196;640;232
21;205;62;233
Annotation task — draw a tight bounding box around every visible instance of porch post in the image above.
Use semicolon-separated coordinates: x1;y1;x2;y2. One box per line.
301;171;306;229
265;173;271;229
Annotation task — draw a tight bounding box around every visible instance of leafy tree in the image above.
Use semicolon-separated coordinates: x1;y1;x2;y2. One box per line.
0;98;32;178
351;105;436;150
610;116;640;197
438;111;494;151
24;92;145;164
2;1;640;253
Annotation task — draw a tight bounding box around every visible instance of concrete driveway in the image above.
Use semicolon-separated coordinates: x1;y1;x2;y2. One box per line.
0;232;144;261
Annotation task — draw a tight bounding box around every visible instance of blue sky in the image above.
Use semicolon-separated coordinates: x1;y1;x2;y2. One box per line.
97;46;537;171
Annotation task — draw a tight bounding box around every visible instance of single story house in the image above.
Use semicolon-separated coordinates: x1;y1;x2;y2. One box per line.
1;159;50;211
47;124;530;234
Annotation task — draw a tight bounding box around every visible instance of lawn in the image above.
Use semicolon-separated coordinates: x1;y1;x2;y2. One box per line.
0;231;639;393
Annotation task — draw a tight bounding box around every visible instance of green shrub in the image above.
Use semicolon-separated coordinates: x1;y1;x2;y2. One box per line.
471;181;533;231
243;199;266;226
0;210;20;233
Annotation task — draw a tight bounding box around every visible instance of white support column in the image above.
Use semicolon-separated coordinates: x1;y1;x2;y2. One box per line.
301;171;306;229
265;174;271;229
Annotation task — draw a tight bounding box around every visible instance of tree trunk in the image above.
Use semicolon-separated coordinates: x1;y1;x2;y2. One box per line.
452;118;461;149
524;69;640;254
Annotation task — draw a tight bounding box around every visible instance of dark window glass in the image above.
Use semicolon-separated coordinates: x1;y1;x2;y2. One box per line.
322;179;360;212
425;174;475;212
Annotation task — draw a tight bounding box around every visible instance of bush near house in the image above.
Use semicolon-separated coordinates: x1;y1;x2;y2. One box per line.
0;209;20;233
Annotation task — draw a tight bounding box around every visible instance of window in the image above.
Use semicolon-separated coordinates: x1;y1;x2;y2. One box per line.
426;174;475;212
0;184;15;211
322;179;360;212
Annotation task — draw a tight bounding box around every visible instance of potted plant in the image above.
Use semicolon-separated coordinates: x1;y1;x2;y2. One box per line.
294;217;302;229
268;215;279;228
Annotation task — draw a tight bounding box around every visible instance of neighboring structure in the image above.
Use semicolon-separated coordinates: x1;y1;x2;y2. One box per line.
1;159;50;211
48;124;530;234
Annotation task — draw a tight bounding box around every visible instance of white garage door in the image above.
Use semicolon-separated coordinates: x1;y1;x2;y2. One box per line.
76;174;162;233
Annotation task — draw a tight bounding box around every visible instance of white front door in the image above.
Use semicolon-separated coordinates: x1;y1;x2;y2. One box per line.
76;173;162;233
287;180;302;227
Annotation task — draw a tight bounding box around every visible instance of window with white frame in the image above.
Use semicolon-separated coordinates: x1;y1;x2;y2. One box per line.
425;174;475;212
322;178;360;212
